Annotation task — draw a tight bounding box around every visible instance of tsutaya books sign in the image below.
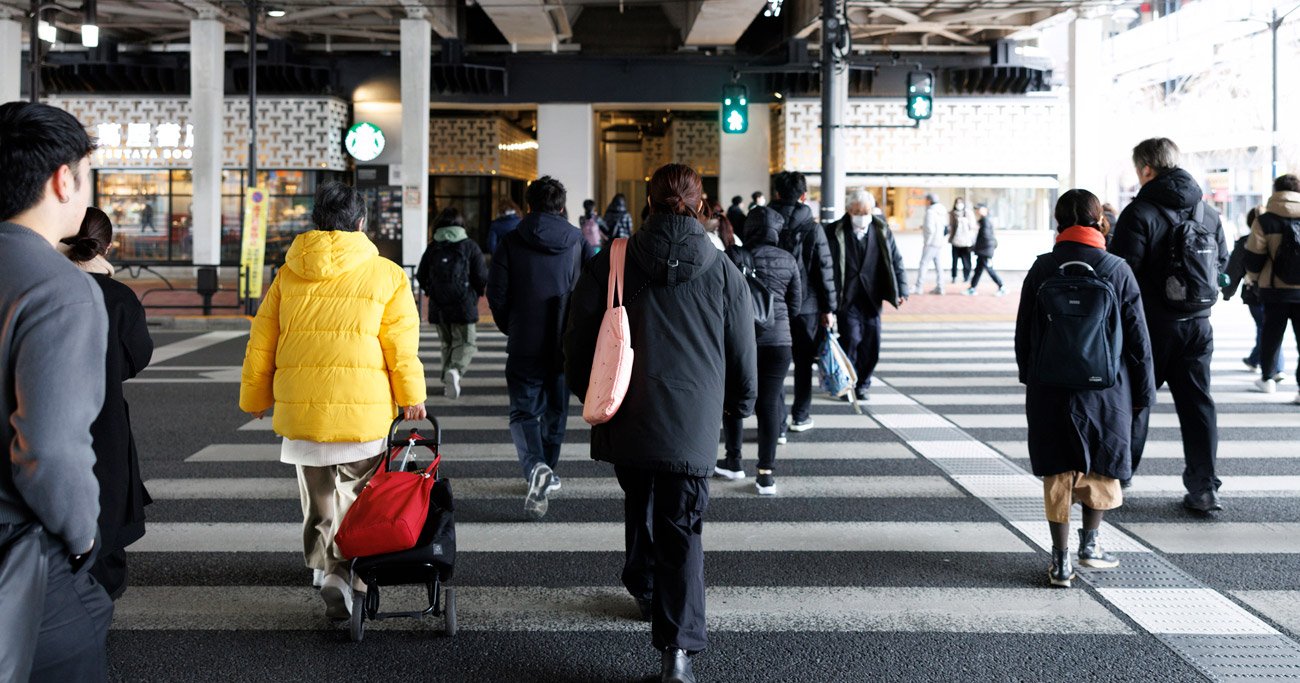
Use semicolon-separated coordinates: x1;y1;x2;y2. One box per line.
95;122;195;162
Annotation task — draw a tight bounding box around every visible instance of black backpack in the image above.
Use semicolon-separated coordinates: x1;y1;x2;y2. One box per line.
1268;214;1300;285
429;244;471;311
778;218;815;277
1032;256;1123;391
1157;203;1219;312
730;246;776;332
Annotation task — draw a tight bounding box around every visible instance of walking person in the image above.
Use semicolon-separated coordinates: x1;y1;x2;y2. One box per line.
60;207;155;601
715;204;802;494
0;101;113;682
749;190;766;212
965;203;1007;296
240;181;427;619
949;197;976;283
1015;189;1156;588
565;163;758;683
1110;137;1229;512
825;190;909;402
603;193;634;241
726;195;747;233
417;206;489;400
1245;174;1300;403
915;193;946;294
704;198;741;252
488;176;592;520
1224;207;1284;382
487;197;522;255
580;199;607;251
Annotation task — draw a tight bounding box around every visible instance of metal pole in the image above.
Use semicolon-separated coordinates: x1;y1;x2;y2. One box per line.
244;0;258;315
1273;7;1280;180
819;0;841;223
27;0;40;102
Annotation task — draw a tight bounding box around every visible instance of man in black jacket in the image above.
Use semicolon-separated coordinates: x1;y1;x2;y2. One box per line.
488;176;593;521
825;190;908;401
770;171;838;432
726;195;747;234
1110;137;1230;513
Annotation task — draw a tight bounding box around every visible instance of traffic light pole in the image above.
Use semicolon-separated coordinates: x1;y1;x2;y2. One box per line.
819;0;843;223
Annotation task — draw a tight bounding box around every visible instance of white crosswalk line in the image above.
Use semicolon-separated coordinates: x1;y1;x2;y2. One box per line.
947;412;1300;430
1119;523;1300;554
988;440;1300;460
238;413;881;431
184;441;917;462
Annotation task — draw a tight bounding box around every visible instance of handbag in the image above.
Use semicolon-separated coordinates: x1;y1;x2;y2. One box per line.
729;245;777;332
583;238;635;425
818;327;863;414
335;448;442;559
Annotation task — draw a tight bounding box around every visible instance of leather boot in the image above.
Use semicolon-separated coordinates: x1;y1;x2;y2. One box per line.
661;648;696;683
1048;546;1074;588
1078;528;1120;569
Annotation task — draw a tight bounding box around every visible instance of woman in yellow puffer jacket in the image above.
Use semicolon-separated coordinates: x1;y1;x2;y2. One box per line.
239;181;426;621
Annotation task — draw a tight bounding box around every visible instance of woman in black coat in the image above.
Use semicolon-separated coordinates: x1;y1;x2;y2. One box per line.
1014;190;1155;589
966;203;1007;296
565;164;758;683
61;207;154;600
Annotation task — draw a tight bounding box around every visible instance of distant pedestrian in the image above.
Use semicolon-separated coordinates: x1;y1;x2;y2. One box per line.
1223;206;1284;381
749;190;767;211
564;163;758;683
949;197;976;283
1245;173;1300;403
704;198;740;251
603;193;634;241
488;176;592;520
60;207;155;601
488;197;522;256
727;195;747;232
139;201;155;233
240;181;427;620
417;206;489;400
915;193;946;294
580;199;607;251
965;203;1007;296
1102;203;1120;247
1015;189;1156;588
0;100;112;682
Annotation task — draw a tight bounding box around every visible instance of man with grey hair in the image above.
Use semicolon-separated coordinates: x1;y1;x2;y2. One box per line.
1111;137;1230;513
915;193;947;294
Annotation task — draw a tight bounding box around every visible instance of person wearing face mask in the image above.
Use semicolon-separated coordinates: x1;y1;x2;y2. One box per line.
949;197;976;283
824;190;909;402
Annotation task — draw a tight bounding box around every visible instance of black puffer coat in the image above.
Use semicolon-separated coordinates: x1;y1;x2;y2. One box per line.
1015;240;1157;480
732;206;802;347
770;200;838;317
973;216;998;258
415;227;489;325
564;213;759;477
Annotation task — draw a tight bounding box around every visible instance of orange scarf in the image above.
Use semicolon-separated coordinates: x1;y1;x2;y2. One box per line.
1056;226;1106;249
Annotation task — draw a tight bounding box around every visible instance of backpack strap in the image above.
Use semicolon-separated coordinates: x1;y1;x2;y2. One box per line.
607;238;628;309
1093;253;1125;280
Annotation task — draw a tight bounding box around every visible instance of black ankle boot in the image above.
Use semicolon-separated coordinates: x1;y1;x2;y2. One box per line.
661;648;696;683
1078;528;1120;569
1049;546;1074;588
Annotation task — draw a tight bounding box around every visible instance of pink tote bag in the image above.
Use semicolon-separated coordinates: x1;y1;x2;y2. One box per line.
583;238;634;425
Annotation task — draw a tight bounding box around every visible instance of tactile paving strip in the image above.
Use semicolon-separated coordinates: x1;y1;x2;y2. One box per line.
1163;635;1300;682
1079;554;1202;590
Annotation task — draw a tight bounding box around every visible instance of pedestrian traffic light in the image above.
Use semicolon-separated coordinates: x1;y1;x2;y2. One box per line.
722;85;749;134
907;71;935;121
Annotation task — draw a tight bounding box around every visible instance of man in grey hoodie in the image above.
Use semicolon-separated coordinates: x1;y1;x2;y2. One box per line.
0;101;112;681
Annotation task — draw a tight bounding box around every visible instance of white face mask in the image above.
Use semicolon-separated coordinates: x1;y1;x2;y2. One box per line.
756;197;767;206
850;214;868;229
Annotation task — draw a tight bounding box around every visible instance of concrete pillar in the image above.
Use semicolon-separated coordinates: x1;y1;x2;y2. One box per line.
537;103;593;223
719;105;771;210
400;18;431;268
0;20;19;103
1069;17;1106;194
190;19;224;267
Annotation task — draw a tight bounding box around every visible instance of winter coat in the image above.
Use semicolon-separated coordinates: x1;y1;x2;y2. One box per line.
770;200;839;317
579;211;606;250
564;213;759;478
239;230;426;442
488;211;521;256
1015;240;1157;480
416;226;489;325
603;197;634;240
949;208;977;248
921;203;948;248
825;214;909;311
1110;168;1230;322
973;215;999;258
731;206;803;347
1245;191;1300;303
487;212;591;366
726;205;747;235
1223;235;1262;307
88;274;154;559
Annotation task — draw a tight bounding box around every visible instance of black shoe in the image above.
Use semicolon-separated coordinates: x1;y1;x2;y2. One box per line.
1048;546;1074;588
855;387;870;402
1078;528;1120;569
1184;489;1223;513
635;597;652;623
756;470;776;496
713;456;745;481
661;649;696;683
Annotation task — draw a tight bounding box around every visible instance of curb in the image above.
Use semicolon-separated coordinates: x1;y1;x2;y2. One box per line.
147;316;252;331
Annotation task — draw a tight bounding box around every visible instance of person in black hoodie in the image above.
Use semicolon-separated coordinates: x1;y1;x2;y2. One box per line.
715;205;802;494
770;171;838;433
488;176;593;521
603;193;634;241
416;206;490;400
565;164;758;683
1110;137;1230;513
726;195;747;234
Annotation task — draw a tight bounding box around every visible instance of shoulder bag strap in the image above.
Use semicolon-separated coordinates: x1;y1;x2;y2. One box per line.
608;238;627;309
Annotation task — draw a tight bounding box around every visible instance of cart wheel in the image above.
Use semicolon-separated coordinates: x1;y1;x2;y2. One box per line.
349;590;365;642
443;588;457;637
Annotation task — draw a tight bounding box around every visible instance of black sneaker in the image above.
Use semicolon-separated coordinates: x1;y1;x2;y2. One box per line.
788;418;815;433
713;456;745;480
756;470;776;496
1048;546;1074;588
855;387;870;402
1077;528;1120;569
635;597;652;622
1184;489;1223;513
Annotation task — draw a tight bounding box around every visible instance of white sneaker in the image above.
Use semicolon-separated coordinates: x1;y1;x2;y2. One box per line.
788;418;815;433
995;286;1008;297
545;474;562;494
1254;378;1277;394
524;464;554;520
445;369;462;399
312;568;325;589
320;574;352;620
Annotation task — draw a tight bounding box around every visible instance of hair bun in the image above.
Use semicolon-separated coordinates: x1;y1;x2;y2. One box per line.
62;236;102;263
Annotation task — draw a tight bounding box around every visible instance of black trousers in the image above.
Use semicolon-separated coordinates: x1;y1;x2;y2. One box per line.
950;246;972;282
1260;301;1300;382
789;313;821;423
1131;317;1220;493
615;467;709;653
970;254;1004;289
723;345;793;469
837;298;882;390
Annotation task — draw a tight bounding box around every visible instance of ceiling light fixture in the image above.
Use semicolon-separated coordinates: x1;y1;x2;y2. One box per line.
267;7;286;17
81;0;99;47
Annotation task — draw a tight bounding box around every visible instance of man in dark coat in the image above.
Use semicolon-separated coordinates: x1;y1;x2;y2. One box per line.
1110;137;1230;513
824;190;908;401
487;197;522;256
726;195;747;235
487;176;593;520
770;171;838;432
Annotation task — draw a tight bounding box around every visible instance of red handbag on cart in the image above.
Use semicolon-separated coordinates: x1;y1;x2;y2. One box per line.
335;427;442;559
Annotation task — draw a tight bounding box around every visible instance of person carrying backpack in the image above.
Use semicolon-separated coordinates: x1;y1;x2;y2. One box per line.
416;206;489;400
580;199;607;252
1015;189;1156;588
1110;137;1229;513
1245;173;1300;404
1223;207;1284;382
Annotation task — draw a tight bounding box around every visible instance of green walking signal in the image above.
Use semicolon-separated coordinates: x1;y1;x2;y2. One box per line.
722;85;749;134
907;71;935;122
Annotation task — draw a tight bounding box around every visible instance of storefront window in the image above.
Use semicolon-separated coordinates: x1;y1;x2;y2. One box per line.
96;171;171;261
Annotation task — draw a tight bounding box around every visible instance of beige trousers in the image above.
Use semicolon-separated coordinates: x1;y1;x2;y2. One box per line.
1042;471;1123;524
296;454;384;580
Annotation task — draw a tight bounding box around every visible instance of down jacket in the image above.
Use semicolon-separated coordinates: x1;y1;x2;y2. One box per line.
1245;190;1300;302
732;206;803;347
564;213;759;478
770;200;839;317
239;230;426;442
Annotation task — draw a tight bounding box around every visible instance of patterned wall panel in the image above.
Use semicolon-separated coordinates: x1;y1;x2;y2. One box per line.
225;98;348;171
429;117;538;180
642;132;671;179
770;105;785;173
672;119;720;176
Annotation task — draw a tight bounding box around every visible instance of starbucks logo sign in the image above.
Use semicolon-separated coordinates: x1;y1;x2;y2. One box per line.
345;122;386;162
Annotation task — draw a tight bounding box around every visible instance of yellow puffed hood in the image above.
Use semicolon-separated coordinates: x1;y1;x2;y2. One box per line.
283;229;378;281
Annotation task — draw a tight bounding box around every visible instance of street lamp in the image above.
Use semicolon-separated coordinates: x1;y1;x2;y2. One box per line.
1240;3;1300;180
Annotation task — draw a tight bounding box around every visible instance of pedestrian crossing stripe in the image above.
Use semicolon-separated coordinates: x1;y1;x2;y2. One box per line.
183;442;918;462
236;414;884;432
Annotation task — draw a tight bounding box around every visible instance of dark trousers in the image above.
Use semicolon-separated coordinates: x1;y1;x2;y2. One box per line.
506;356;568;480
723;345;793;469
89;545;128;601
789;314;821;423
1248;302;1285;375
1131;317;1220;493
970;254;1004;289
615;467;709;653
1260;302;1300;382
837;298;882;390
950;246;972;282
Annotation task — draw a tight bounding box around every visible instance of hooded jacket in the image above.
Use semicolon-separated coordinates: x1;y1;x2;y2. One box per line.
949;207;977;248
921;202;948;248
825;214;908;311
1110;168;1230;321
732;206;803;347
564;213;759;477
770;200;839;317
239;230;426;442
603;196;634;240
416;225;489;325
1245;191;1300;302
487;210;520;256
